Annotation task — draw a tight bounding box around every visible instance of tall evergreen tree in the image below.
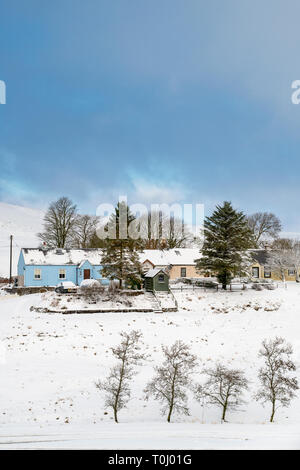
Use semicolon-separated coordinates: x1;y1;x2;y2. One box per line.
196;201;254;289
101;202;144;289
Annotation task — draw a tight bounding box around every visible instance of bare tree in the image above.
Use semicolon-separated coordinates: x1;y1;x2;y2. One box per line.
162;215;194;249
72;214;100;248
144;340;197;422
271;238;300;282
254;337;298;422
288;239;300;282
137;211;194;249
247;212;282;247
95;330;145;423
267;244;293;282
194;364;248;422
271;238;293;250
38;197;77;248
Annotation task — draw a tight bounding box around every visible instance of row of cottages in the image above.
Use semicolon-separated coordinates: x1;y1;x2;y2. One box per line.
17;247;299;288
141;248;300;282
17;248;109;287
17;247;200;287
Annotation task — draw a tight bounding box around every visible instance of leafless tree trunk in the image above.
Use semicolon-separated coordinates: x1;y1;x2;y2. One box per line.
38;197;77;248
254;337;299;422
289;239;300;282
194;363;248;422
266;244;293;283
144;340;197;423
247;212;282;247
137;211;194;249
72;214;100;248
95;330;145;423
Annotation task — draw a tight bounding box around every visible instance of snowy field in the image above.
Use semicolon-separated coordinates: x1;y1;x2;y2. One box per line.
0;285;300;449
0;202;43;278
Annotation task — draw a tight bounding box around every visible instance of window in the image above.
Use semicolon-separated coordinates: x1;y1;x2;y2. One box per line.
34;268;41;279
252;267;259;278
264;269;271;278
288;269;295;276
158;274;164;283
181;267;187;277
59;269;66;279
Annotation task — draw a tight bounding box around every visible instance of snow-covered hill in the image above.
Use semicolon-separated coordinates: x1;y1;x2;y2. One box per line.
0;202;44;278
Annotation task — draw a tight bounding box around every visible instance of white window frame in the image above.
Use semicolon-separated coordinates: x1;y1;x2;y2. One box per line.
34;268;41;280
181;267;187;277
288;269;295;276
59;269;66;279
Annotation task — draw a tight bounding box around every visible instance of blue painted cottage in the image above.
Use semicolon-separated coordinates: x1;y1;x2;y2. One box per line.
17;248;109;287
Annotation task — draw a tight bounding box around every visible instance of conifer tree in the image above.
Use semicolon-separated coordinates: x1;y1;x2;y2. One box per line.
196;201;254;289
101;202;144;289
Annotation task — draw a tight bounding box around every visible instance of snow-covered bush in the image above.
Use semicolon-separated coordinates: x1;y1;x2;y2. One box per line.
80;280;105;303
80;279;101;289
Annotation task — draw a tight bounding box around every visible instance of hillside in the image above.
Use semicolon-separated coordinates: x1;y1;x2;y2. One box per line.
0;202;44;278
0;285;299;449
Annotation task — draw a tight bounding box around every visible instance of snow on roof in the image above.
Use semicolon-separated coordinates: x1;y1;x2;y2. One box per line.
140;248;200;266
21;248;103;266
250;249;270;266
144;268;167;278
21;247;200;267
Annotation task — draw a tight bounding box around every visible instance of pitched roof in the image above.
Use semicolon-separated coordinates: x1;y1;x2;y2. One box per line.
21;247;201;267
144;268;168;278
140;248;200;266
21;248;103;266
250;249;270;266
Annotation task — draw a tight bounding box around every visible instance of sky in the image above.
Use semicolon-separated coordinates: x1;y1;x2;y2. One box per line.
1;0;300;231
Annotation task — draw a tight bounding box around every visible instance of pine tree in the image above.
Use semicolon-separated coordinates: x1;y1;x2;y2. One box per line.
196;201;254;289
101;202;144;289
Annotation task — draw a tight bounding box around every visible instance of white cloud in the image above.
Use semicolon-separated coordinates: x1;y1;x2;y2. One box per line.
131;178;187;205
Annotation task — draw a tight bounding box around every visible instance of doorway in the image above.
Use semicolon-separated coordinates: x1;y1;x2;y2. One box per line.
84;269;90;280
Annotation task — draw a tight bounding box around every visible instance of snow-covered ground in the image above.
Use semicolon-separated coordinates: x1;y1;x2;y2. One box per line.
38;290;155;312
0;284;300;449
0;202;44;278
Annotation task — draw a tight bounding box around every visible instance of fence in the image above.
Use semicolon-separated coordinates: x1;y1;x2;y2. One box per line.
170;281;278;293
170;284;219;293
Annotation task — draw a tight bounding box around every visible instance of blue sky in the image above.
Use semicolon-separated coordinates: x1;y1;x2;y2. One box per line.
1;0;300;231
